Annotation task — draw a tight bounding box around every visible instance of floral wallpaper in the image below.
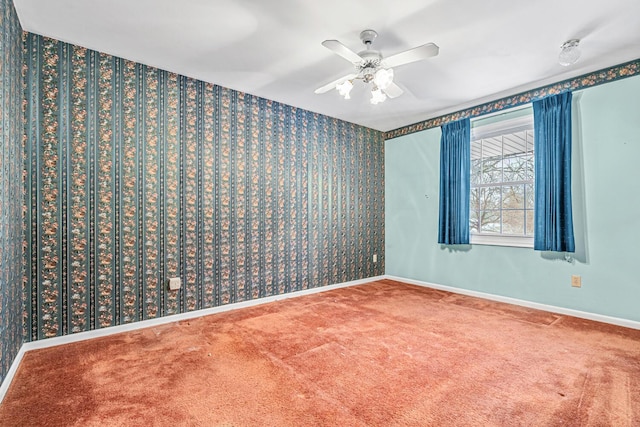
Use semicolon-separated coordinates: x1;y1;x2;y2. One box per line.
385;59;640;139
23;34;385;340
0;0;24;385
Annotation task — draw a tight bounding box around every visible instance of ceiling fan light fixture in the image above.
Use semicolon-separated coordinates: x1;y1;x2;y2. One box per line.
316;29;438;103
559;39;581;66
336;80;353;99
373;68;394;90
370;87;387;105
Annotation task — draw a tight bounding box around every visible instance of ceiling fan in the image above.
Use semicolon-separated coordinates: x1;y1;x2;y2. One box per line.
315;29;439;104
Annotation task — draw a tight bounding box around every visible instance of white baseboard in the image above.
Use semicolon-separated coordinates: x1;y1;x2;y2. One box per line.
0;344;27;406
385;274;640;330
0;275;384;404
5;273;636;404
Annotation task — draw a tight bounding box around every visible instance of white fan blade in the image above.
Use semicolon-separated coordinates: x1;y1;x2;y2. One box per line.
382;82;403;99
322;40;363;64
383;43;439;68
314;73;358;94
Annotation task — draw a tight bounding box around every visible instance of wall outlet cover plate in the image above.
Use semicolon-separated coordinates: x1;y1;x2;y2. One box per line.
571;275;581;288
168;277;181;290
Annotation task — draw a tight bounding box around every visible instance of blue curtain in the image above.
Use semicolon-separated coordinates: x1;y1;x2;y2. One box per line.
533;92;575;252
438;118;471;245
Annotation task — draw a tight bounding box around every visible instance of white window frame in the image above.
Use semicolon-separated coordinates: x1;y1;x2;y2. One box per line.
470;106;534;248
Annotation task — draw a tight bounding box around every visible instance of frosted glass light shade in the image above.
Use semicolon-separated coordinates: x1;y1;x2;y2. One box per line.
370;87;387;105
559;39;581;66
373;68;394;90
336;80;353;99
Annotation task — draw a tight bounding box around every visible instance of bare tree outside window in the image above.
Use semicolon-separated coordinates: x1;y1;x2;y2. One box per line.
470;109;534;244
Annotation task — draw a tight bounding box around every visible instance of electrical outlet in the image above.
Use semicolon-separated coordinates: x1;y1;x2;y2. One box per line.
168;277;181;291
373;254;377;263
571;275;581;288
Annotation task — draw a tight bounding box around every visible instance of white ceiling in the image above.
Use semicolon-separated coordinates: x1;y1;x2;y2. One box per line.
13;0;640;132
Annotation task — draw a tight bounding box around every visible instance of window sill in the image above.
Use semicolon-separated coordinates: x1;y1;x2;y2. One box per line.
470;234;533;248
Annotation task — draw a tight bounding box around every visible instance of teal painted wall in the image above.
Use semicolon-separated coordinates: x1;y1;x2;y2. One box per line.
24;35;385;341
0;0;24;385
386;74;640;322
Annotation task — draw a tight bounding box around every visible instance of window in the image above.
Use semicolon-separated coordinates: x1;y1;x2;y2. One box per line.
470;106;534;247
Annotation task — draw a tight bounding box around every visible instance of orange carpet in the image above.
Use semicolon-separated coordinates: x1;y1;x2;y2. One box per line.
1;279;639;426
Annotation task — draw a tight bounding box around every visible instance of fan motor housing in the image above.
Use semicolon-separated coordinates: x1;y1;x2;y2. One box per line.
357;50;382;80
358;50;382;63
358;49;382;68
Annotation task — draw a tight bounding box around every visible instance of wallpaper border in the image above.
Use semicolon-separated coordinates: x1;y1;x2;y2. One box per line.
384;59;640;140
